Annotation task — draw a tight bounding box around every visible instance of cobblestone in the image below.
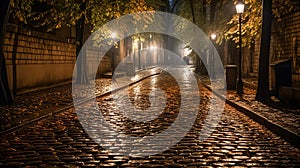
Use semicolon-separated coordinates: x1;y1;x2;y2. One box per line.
200;75;300;137
0;67;299;167
0;68;161;132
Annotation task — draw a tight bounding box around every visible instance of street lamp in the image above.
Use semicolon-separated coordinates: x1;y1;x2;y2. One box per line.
149;34;152;66
133;41;138;67
111;32;118;78
150;44;157;64
111;32;117;39
138;36;142;69
210;33;217;79
235;0;245;95
210;33;216;41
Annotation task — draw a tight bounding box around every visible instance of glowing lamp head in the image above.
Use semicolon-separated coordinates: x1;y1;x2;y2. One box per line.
210;33;217;40
111;32;117;39
235;0;245;14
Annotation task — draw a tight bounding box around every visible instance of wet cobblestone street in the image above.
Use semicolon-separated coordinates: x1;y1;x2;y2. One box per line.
199;75;300;137
0;67;299;167
0;68;160;132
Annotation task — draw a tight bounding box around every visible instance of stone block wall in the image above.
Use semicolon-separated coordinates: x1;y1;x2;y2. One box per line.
85;46;111;77
272;10;300;82
242;10;300;83
3;24;76;93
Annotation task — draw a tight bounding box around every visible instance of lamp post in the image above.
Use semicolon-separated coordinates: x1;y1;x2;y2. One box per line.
138;36;141;69
133;41;137;68
149;34;152;66
111;32;118;78
210;33;216;79
235;0;245;95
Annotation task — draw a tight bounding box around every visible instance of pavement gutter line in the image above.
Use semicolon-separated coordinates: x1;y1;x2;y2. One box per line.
200;80;300;149
0;71;162;136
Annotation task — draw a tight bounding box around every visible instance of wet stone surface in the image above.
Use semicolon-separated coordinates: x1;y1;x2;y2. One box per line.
0;68;160;132
0;67;300;167
200;75;300;137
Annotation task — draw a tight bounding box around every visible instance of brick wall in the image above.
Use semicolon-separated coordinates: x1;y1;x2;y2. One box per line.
4;29;76;65
242;10;300;83
86;46;111;77
3;24;77;93
272;10;300;82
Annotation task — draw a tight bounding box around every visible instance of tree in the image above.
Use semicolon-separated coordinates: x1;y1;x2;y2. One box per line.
255;0;272;102
216;0;298;48
8;0;163;84
0;0;13;105
213;0;298;102
172;0;207;73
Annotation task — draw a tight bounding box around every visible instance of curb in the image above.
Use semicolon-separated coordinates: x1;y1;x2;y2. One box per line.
242;80;257;90
0;70;162;136
200;81;300;149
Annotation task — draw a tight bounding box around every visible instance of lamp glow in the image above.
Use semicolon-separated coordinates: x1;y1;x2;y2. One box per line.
111;32;117;39
235;0;245;95
210;33;217;40
235;1;245;14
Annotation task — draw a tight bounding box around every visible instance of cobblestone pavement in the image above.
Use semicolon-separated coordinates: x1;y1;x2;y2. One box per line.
0;67;299;167
0;68;161;132
199;76;300;137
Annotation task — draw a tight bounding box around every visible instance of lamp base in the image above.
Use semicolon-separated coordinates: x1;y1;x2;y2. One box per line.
237;79;243;95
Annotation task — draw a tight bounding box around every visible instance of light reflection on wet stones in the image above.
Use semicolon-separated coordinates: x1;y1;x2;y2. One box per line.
97;73;181;137
0;70;299;167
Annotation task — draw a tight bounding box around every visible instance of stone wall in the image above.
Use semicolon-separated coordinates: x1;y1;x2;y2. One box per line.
272;10;300;82
242;10;300;83
3;25;114;94
3;24;76;93
86;46;111;77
